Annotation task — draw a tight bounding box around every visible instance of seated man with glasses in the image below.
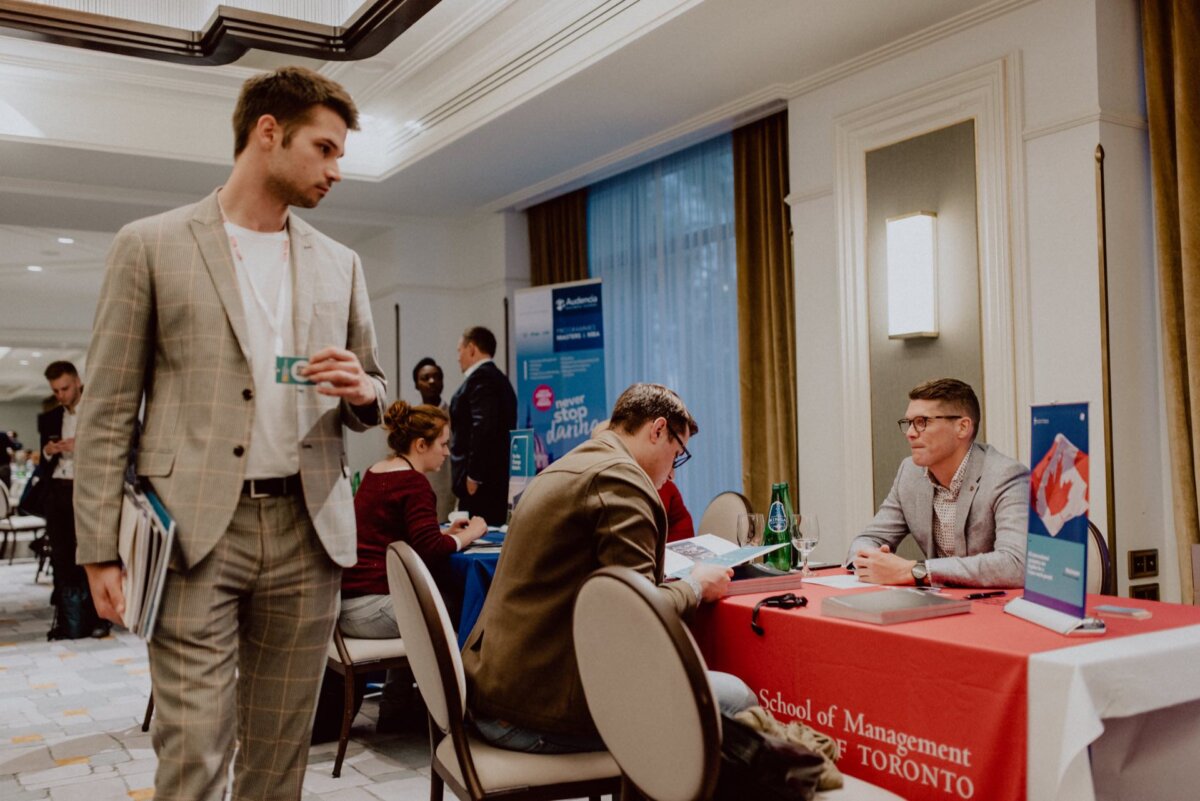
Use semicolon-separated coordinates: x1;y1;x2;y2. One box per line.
847;378;1029;588
463;382;755;753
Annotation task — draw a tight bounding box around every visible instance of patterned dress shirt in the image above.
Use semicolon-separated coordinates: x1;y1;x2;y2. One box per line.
928;452;971;558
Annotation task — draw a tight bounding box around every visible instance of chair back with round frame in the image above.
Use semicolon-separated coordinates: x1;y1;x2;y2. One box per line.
574;566;721;801
1086;521;1114;595
696;491;753;545
385;541;619;801
574;567;908;801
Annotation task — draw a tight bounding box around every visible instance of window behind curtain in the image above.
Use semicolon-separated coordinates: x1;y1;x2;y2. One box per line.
587;134;741;516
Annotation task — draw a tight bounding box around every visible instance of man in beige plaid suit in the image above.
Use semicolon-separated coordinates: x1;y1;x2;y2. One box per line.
74;67;386;801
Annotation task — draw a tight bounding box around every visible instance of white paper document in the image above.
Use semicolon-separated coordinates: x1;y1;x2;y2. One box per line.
803;574;875;590
664;534;786;578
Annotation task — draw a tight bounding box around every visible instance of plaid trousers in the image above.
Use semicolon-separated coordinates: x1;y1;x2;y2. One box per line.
148;493;340;801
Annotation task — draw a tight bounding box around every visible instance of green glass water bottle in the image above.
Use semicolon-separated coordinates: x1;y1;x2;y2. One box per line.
762;482;794;571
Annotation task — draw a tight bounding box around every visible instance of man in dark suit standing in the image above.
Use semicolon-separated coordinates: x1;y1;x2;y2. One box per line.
39;361;105;639
450;327;516;525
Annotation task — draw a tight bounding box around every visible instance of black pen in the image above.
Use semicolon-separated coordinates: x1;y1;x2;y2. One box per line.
965;590;1006;600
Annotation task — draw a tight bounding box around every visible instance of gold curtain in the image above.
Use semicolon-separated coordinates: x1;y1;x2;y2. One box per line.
526;188;589;287
1143;0;1200;603
733;111;798;512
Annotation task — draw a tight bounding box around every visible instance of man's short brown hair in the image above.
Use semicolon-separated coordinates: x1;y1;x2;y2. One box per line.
909;378;980;440
232;66;359;157
609;383;699;438
43;361;79;381
461;326;497;357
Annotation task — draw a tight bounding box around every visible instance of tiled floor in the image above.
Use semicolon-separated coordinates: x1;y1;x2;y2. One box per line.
0;560;440;801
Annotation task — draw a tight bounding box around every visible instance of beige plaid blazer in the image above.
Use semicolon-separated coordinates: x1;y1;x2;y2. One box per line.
75;189;386;570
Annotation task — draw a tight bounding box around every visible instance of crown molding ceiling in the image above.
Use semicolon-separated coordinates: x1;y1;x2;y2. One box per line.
0;0;701;179
0;0;443;64
0;0;1017;401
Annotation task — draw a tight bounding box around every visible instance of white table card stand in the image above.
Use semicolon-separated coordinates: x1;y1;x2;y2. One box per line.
1004;596;1105;635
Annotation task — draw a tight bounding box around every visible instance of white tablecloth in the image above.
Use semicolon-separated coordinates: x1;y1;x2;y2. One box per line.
1027;623;1200;800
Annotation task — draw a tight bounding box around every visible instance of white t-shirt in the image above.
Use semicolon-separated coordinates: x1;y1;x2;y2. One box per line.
225;220;300;479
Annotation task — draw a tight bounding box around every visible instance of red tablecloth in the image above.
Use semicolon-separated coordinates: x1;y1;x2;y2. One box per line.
693;577;1200;801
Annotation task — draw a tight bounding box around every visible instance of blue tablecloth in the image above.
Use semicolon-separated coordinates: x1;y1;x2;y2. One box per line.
447;530;504;647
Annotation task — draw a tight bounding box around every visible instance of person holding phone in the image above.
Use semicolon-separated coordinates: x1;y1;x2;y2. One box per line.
38;361;106;639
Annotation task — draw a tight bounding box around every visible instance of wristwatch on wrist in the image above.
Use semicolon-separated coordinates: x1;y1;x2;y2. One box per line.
911;561;929;587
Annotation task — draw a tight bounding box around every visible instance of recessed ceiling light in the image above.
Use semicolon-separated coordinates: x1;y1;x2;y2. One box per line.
26;265;43;272
57;236;74;245
31;351;42;357
19;359;29;366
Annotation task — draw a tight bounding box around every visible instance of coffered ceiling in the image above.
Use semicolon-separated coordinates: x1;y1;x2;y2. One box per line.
0;0;1016;400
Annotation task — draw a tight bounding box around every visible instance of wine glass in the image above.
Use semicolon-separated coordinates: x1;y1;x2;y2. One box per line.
735;513;764;547
790;513;821;576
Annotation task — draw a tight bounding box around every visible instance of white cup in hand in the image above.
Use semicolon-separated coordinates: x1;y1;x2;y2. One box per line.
448;510;470;525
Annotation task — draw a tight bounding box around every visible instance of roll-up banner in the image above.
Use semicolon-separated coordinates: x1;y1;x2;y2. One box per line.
1025;402;1091;618
513;278;608;472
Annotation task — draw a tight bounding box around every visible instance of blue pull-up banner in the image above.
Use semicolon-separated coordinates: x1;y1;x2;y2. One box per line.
513;278;608;472
1023;402;1091;618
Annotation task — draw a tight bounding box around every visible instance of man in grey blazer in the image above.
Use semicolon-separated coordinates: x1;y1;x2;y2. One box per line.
848;378;1028;588
75;67;386;801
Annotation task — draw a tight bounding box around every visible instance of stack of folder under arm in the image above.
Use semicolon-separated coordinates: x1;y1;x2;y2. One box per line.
117;480;176;640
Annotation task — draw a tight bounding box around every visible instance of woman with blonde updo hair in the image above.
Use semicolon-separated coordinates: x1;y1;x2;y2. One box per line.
340;401;486;726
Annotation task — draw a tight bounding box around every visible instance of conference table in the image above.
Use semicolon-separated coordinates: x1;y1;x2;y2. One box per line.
691;574;1200;801
447;532;504;647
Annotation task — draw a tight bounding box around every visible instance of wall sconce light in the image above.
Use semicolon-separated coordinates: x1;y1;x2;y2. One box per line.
886;211;939;339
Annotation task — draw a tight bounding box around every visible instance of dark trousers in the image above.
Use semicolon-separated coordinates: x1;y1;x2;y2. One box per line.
459;479;508;526
46;478;86;591
0;464;10;488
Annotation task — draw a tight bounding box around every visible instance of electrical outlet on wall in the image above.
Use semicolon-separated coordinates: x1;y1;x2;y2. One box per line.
1129;583;1160;601
1128;549;1159;580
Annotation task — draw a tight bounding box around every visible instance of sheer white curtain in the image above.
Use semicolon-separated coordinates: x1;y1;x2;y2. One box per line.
588;135;741;515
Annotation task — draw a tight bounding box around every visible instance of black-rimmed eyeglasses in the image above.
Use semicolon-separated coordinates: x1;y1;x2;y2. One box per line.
750;593;807;636
667;426;692;470
897;415;965;435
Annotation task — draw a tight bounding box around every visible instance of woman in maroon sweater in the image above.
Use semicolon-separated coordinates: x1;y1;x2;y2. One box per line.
339;401;487;728
340;401;486;638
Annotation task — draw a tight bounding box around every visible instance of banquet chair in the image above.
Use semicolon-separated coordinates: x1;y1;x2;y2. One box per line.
696;491;753;544
385;541;620;801
1086;521;1114;595
0;480;46;564
573;566;905;801
326;625;410;777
